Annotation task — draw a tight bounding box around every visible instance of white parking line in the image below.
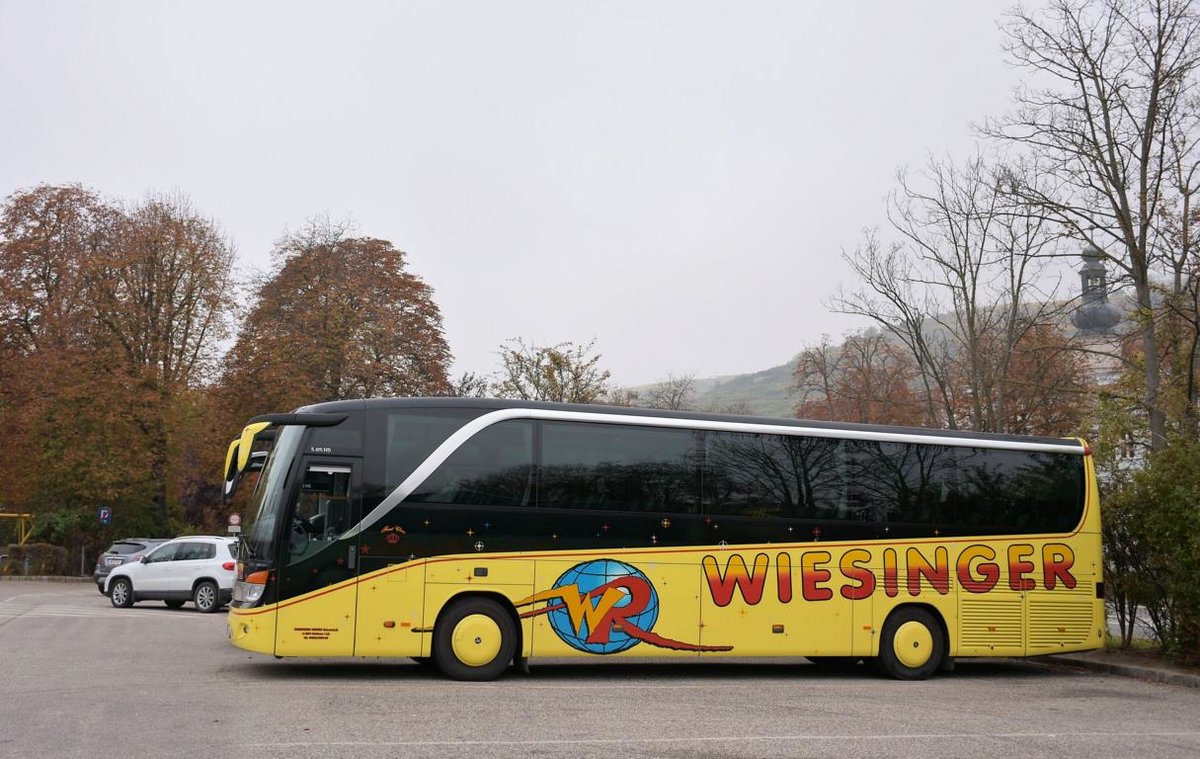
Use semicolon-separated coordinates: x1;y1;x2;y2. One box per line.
248;730;1200;749
0;601;206;620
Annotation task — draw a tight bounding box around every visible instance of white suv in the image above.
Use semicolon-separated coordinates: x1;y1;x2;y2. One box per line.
104;536;238;613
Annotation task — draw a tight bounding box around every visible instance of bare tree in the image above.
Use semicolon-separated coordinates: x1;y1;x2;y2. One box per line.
642;373;696;410
707;401;755;416
1154;86;1200;432
604;387;642;407
833;155;1076;434
794;335;840;413
832;229;953;427
445;371;492;398
985;0;1200;449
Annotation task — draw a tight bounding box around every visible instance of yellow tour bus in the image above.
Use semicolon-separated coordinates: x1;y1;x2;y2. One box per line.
222;398;1104;681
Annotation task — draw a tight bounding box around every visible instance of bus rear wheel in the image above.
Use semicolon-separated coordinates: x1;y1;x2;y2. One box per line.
875;607;944;680
433;597;517;682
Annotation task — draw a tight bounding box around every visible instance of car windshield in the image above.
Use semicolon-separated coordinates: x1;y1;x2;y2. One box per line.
241;425;304;563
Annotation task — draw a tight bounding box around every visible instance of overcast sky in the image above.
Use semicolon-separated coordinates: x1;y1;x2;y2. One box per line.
0;1;1028;387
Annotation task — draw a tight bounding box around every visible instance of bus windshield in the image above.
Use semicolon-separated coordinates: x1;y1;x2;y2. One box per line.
242;425;304;562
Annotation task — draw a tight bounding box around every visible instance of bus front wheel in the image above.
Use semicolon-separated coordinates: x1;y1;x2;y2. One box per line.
433;597;517;681
875;607;945;680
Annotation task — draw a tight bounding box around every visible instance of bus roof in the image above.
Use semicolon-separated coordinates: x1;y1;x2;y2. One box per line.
290;396;1085;451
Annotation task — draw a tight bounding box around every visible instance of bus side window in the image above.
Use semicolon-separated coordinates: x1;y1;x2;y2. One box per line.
406;421;534;507
539;422;700;513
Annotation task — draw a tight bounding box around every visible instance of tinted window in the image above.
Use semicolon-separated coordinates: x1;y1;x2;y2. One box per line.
407;421;534;506
371;408;1086;542
175;542;216;561
844;441;1084;534
848;440;958;525
704;432;848;519
540;422;700;513
956;448;1084;533
378;409;480;490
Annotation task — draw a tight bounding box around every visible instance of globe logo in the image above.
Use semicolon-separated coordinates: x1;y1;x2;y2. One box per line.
512;557;733;654
546;559;660;654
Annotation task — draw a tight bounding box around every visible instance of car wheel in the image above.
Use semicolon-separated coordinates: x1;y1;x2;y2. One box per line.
193;581;220;613
875;607;945;680
164;599;186;609
109;578;134;608
433;597;517;681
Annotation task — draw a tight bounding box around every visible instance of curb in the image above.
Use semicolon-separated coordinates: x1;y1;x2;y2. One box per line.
1045;654;1200;689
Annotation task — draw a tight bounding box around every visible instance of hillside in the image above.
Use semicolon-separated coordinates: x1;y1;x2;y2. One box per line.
688;358;799;418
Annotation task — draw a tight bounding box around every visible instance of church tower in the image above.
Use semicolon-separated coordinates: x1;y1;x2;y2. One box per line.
1070;242;1122;335
1070;242;1124;388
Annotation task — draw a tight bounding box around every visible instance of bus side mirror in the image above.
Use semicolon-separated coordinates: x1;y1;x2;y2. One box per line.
223;438;242;504
223;472;243;504
223;421;280;503
248;450;268;472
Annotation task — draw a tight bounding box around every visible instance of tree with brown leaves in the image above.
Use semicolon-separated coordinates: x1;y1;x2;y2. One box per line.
0;185;237;543
795;332;926;426
221;218;452;423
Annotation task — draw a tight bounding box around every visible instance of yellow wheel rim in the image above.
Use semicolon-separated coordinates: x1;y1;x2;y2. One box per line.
894;620;934;669
451;613;503;667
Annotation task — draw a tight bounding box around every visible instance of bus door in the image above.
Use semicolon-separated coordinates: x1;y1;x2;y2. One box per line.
275;457;363;656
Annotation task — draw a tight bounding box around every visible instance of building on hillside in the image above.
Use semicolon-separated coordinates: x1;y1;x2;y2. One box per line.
1069;242;1138;467
1070;242;1125;385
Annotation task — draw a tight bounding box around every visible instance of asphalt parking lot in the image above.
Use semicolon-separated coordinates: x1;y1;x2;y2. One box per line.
2;579;1199;759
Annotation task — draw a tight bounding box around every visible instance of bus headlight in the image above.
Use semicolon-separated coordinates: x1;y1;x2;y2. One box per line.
233;571;268;605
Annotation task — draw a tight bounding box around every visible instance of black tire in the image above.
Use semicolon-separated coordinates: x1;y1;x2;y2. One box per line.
875;607;945;680
109;577;134;608
433;597;517;681
164;599;186;609
410;656;437;669
193;580;221;613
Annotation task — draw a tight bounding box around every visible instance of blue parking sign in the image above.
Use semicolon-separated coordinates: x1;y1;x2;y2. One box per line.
98;507;111;525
